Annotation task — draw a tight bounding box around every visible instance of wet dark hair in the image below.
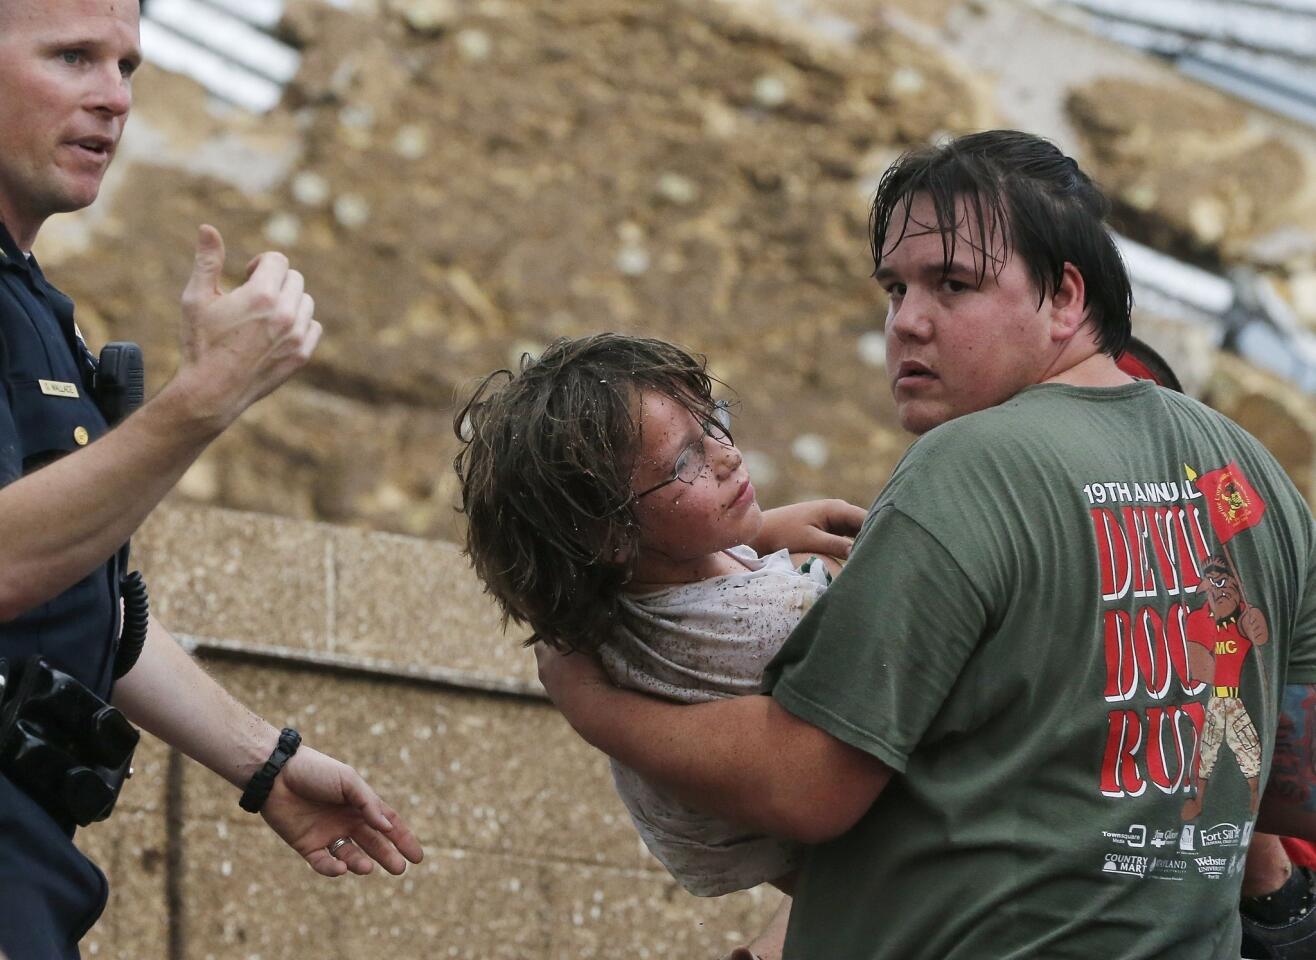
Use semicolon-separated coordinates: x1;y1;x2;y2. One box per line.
870;129;1133;357
453;333;725;653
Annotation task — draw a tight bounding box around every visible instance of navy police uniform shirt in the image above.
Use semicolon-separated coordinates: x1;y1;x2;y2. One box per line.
0;223;118;696
0;221;117;958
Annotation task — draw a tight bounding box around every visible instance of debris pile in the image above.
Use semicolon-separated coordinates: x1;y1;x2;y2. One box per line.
41;0;1316;538
52;0;989;538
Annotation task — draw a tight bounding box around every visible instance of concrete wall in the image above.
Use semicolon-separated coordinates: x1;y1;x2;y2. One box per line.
75;505;782;959
71;346;1316;959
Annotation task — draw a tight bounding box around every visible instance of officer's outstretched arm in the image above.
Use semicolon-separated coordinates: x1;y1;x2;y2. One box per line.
112;617;424;876
0;226;320;621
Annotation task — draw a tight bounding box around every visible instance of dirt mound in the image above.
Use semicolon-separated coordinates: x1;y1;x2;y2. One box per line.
1068;76;1312;265
53;0;990;538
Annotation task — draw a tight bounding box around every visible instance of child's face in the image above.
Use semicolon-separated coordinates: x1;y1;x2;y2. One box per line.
629;390;763;571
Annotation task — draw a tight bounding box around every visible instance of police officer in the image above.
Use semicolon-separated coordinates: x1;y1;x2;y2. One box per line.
0;2;423;956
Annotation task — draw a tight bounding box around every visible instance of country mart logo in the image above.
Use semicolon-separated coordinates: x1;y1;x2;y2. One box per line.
1104;853;1149;877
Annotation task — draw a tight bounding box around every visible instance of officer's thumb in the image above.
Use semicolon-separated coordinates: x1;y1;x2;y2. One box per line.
185;224;226;304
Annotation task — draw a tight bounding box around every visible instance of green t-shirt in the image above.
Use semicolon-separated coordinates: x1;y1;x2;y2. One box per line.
765;381;1316;959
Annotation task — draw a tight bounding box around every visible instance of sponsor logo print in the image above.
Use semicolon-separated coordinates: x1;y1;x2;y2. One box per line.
1102;824;1147;848
1104;853;1150;878
1200;823;1242;848
1228;852;1249;878
1149;857;1188;881
1149;828;1179;849
1195;856;1229;879
1178;825;1196;852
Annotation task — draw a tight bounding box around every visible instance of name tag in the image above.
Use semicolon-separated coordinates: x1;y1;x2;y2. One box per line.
38;380;80;398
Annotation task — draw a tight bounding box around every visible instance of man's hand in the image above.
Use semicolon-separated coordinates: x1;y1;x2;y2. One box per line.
751;499;867;560
259;746;424;878
171;224;322;433
1240;607;1270;646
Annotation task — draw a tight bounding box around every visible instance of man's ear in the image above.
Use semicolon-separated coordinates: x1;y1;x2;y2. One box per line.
1049;262;1088;342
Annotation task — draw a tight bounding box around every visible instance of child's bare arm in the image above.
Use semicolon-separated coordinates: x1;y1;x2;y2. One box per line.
751;499;867;560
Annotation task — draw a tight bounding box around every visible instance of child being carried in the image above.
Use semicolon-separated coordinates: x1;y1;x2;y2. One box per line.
453;332;863;899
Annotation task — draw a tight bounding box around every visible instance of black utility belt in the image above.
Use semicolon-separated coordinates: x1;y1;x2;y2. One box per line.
0;655;138;827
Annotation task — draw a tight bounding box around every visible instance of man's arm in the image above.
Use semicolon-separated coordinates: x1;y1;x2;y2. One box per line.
113;617;424;876
1257;684;1316;839
536;646;891;843
0;225;319;620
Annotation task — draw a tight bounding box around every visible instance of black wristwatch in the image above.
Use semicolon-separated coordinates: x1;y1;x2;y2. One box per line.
238;727;301;813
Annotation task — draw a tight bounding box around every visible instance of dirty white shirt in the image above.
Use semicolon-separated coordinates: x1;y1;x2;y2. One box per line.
599;546;829;896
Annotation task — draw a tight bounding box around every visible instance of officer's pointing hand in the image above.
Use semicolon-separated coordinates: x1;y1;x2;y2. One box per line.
174;224;322;431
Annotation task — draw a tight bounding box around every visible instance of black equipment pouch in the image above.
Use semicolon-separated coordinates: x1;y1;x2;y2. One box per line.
92;341;144;426
0;655;138;827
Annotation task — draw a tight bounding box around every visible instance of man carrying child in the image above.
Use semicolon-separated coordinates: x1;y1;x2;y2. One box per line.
536;130;1316;959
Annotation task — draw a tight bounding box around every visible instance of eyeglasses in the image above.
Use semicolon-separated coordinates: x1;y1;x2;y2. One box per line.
634;414;733;499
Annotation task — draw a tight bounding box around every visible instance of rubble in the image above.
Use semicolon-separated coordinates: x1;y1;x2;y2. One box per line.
1208;354;1316;502
45;0;994;540
1067;75;1316;301
35;0;1316;547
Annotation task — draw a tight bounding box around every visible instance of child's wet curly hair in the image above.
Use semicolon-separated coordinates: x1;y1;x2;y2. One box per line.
453;333;726;652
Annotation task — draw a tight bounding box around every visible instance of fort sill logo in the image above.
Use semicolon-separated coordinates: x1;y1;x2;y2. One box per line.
1199;822;1248;848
